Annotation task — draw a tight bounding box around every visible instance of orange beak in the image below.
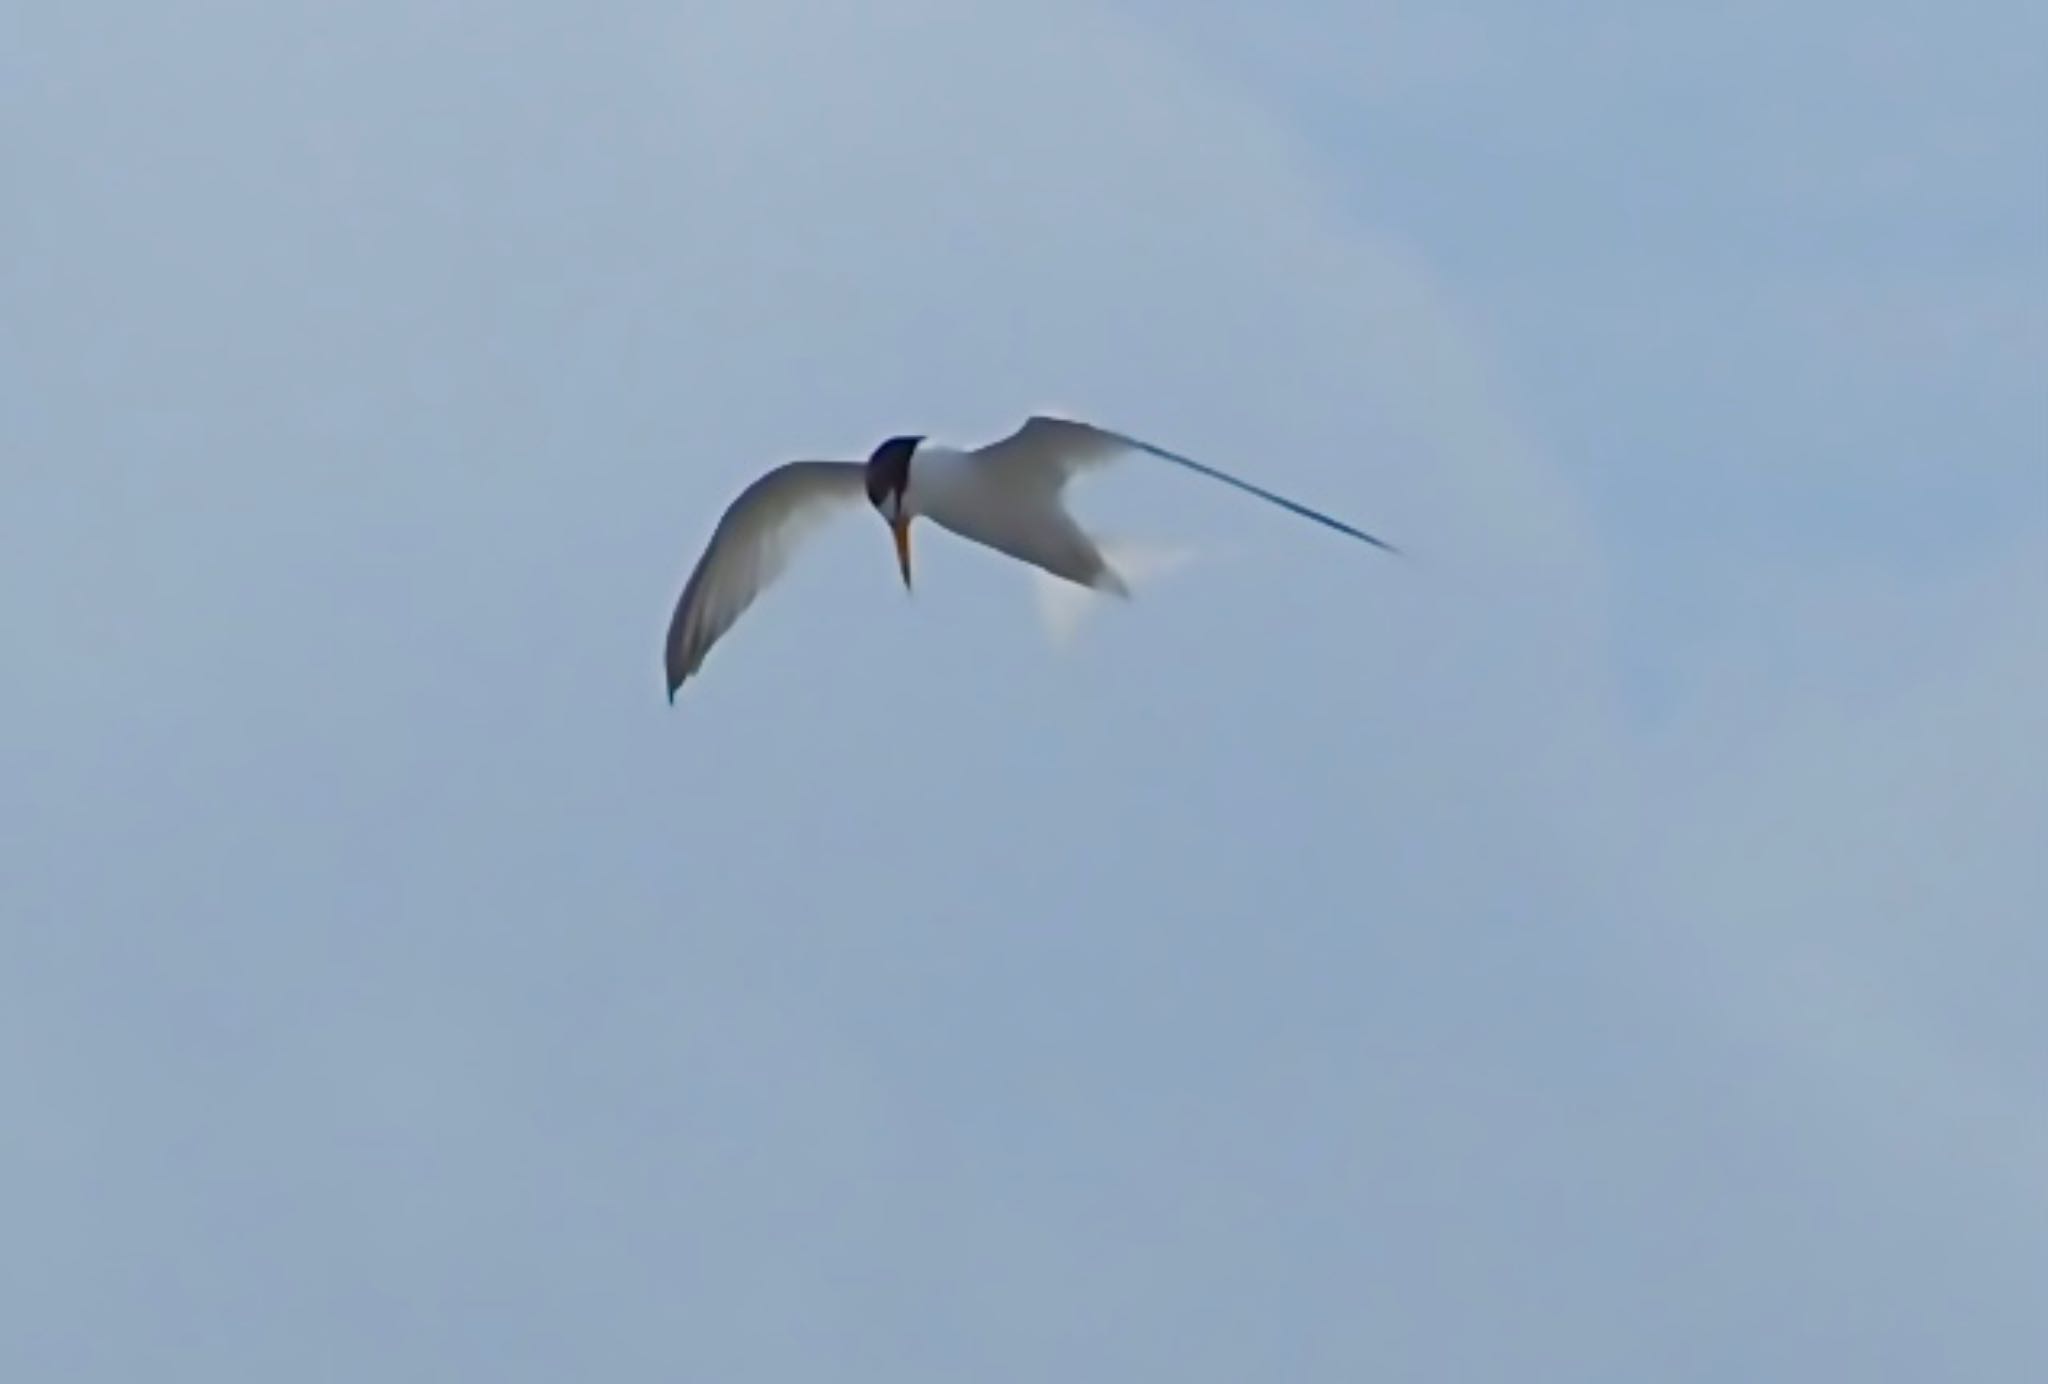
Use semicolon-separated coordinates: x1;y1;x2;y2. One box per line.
891;513;913;590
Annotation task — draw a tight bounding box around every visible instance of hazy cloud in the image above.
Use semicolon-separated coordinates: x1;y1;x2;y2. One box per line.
4;0;2043;1379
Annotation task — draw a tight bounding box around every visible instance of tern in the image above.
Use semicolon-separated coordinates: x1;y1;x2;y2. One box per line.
662;414;1397;698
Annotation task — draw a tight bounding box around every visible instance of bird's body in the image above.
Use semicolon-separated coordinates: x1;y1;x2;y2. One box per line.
662;414;1396;698
903;440;1130;597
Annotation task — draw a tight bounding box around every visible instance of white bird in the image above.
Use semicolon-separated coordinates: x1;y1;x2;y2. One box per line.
662;414;1397;699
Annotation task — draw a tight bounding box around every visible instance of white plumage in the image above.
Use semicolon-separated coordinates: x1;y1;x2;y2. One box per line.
662;414;1395;698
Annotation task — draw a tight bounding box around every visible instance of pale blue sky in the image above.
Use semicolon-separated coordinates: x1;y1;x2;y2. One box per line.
5;1;2045;1379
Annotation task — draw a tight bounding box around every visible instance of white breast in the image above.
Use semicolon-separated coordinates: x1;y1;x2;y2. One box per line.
900;443;982;519
901;438;1117;592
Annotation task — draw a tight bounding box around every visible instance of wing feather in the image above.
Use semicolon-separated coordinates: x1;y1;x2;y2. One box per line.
663;460;866;697
974;415;1400;555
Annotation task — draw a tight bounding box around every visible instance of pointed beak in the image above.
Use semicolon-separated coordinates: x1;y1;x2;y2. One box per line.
891;513;913;590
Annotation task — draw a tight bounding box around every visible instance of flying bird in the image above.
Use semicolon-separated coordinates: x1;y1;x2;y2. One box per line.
662;415;1397;698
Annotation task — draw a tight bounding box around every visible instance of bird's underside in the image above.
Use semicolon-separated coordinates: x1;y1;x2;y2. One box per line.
910;449;1132;598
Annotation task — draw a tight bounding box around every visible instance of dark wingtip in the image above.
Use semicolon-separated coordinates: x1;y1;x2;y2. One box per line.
665;639;688;702
1119;433;1402;562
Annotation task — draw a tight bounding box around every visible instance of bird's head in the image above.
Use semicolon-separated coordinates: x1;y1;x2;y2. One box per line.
864;435;920;589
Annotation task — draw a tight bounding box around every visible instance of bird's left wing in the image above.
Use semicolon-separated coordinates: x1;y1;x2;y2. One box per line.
664;460;868;698
974;414;1400;555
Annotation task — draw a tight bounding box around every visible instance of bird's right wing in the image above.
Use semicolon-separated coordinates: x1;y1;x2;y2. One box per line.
664;460;867;697
976;414;1400;555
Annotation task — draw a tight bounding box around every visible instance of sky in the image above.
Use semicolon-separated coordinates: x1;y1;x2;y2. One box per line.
4;0;2045;1378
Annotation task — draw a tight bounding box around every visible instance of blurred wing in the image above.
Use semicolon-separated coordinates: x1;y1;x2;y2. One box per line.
664;460;867;697
974;414;1400;555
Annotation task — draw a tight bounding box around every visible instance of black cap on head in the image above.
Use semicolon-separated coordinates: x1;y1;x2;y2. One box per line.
865;435;919;508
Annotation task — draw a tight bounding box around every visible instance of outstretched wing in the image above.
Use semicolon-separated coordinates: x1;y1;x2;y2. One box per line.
973;414;1400;555
663;460;867;698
